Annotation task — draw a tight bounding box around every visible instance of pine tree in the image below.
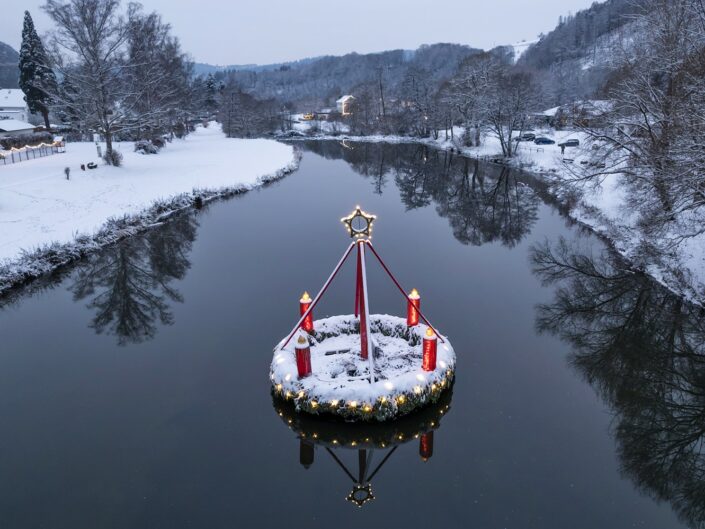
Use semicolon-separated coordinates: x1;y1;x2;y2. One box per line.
205;73;218;113
18;11;57;130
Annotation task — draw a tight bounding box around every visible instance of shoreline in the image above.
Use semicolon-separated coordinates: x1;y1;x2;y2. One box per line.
285;132;704;307
0;147;302;297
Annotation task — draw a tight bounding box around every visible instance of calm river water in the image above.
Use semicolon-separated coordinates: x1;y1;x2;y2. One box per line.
1;141;701;528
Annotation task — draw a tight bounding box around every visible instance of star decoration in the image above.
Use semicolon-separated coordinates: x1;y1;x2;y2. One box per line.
341;206;377;239
346;483;375;507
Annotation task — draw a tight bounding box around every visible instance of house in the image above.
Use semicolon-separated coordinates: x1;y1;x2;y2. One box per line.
0;89;29;122
336;95;355;116
0;119;37;137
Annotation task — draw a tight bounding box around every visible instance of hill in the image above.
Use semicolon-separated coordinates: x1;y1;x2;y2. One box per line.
518;0;645;104
216;43;483;108
0;41;19;88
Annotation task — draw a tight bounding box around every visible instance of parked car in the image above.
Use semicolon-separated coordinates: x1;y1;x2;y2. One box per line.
558;139;580;147
513;132;536;142
534;137;556;145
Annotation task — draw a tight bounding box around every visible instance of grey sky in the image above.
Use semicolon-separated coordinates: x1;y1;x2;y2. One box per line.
2;0;597;65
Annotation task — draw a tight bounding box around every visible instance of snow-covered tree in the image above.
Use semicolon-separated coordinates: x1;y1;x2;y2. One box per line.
43;0;138;165
18;10;57;129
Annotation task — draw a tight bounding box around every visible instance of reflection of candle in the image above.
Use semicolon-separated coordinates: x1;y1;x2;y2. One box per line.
422;328;437;371
407;289;420;326
419;431;434;461
300;439;314;469
296;335;312;378
300;291;313;333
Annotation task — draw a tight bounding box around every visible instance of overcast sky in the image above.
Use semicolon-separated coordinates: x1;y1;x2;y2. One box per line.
2;0;596;65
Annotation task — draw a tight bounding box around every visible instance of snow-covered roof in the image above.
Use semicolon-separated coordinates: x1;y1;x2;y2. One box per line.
542;106;560;117
336;95;354;103
0;119;36;132
0;89;27;109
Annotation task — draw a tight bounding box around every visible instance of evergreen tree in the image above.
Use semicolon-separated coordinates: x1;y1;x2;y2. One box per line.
18;11;57;129
205;73;218;113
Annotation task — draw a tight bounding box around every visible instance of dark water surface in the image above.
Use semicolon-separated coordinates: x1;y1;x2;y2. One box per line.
1;141;701;528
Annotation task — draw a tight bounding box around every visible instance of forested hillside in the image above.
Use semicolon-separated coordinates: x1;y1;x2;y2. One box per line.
0;41;19;88
519;0;645;105
222;43;483;108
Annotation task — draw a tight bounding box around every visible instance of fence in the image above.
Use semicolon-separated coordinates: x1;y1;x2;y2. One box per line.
0;142;65;165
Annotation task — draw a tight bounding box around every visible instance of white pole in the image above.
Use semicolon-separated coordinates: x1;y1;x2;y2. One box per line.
360;242;375;383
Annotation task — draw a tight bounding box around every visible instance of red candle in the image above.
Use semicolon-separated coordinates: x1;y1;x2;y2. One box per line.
407;289;420;327
422;327;437;371
419;431;434;461
295;335;312;378
300;291;314;333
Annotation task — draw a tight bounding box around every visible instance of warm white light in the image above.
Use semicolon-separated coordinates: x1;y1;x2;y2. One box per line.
384;381;394;390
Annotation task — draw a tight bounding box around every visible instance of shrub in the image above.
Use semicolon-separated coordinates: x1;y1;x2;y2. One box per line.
151;137;165;149
134;140;157;154
103;149;123;166
173;122;186;139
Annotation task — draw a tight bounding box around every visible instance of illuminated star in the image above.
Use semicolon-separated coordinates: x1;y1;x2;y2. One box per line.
346;483;375;507
341;206;376;239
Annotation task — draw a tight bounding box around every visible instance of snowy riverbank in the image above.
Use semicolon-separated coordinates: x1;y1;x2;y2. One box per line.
0;123;300;294
288;129;705;305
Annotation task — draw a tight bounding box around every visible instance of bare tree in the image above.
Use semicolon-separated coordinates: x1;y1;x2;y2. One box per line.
43;0;138;164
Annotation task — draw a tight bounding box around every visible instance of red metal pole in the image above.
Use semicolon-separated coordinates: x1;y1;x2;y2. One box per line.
354;242;362;317
365;242;445;343
279;241;356;350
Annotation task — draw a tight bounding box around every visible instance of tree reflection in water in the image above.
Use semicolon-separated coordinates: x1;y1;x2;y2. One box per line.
70;213;198;345
531;237;705;528
300;141;541;248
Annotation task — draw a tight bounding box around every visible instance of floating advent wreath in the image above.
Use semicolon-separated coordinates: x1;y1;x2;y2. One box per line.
270;206;457;422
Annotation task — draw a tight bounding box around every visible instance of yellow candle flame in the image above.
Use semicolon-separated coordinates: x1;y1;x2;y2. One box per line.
301;291;311;302
410;288;419;298
426;327;436;338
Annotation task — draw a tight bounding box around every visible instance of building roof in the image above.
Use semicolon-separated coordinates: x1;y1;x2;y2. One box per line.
0;119;36;132
336;95;354;103
0;89;27;109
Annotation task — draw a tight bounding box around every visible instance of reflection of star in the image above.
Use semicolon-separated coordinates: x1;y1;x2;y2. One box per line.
346;483;375;507
341;206;377;239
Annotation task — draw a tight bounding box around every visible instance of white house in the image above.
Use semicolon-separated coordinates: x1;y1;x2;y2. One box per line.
0;119;37;137
336;95;355;116
0;89;29;122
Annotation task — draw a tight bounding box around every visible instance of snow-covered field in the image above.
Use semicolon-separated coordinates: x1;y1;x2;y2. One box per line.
0;123;299;293
0;123;296;262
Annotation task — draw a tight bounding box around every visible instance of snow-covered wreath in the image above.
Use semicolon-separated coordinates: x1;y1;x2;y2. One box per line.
270;314;456;422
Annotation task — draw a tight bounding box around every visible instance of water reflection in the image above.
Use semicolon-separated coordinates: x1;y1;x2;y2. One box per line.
300;141;541;248
531;237;705;528
70;213;198;345
272;389;453;508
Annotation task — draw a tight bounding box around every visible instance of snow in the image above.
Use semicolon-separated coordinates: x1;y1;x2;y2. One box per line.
271;314;456;420
0;89;27;109
510;39;539;63
0;123;297;263
0;119;36;132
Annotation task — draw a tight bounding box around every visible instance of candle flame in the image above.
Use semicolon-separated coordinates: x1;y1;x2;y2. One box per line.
301;291;311;302
410;288;419;297
297;335;308;345
425;327;436;338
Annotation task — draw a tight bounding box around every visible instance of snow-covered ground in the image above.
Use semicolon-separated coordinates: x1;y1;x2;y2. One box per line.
0;123;296;262
0;123;299;292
